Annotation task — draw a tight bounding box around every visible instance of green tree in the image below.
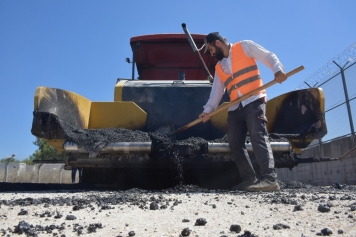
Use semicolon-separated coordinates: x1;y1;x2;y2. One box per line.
25;138;66;165
21;158;33;165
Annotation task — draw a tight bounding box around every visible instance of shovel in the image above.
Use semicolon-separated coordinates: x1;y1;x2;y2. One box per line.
158;66;304;137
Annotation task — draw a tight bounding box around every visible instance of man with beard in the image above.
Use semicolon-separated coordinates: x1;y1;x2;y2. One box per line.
199;32;287;192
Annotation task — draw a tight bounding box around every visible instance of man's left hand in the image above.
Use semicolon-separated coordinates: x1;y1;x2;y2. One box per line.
274;71;287;83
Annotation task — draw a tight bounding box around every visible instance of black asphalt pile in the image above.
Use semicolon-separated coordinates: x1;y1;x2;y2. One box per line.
230;224;242;233
87;223;103;233
318;204;331;213
174;137;208;157
35;111;289;155
273;223;290;230
331;182;356;191
9;220;102;236
149;132;173;159
194;218;207;226
66;215;77;220
293;204;303;211
211;134;289;143
66;126;211;159
17;209;27;215
11;220;64;235
32;111;153;153
1;186;194;211
63;125;151;154
181;227;191;236
163;184;210;193
319;228;333;235
149;134;208;186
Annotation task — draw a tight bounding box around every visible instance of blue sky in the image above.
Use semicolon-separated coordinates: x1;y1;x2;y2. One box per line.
1;0;355;160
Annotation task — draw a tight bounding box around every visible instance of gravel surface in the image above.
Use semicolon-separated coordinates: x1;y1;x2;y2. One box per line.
1;183;356;237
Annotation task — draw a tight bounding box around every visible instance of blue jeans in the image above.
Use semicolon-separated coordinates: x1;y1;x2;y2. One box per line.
227;98;276;182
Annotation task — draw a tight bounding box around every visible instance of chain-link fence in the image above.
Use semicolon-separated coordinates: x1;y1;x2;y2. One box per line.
297;42;356;144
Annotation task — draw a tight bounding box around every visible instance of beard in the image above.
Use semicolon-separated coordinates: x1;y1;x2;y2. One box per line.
213;45;225;61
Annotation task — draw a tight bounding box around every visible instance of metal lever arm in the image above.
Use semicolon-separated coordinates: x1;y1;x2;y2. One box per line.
182;23;214;82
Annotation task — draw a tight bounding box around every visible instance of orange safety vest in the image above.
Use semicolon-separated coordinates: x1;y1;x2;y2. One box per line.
215;42;265;102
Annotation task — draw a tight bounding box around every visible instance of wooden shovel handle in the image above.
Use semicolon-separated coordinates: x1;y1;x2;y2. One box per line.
170;66;304;136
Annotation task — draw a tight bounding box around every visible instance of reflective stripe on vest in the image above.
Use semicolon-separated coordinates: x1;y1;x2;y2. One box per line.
215;42;265;101
226;75;261;95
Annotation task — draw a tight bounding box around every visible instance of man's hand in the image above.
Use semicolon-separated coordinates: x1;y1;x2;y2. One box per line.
199;112;211;123
274;71;287;83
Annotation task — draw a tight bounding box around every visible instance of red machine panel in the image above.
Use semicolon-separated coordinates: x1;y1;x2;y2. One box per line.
130;34;217;80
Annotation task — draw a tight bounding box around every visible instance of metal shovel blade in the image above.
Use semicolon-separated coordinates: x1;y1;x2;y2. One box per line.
155;123;176;140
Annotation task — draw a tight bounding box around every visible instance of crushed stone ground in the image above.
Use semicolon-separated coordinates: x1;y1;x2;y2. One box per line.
1;182;355;237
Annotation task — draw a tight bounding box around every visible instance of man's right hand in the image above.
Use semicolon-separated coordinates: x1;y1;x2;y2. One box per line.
199;112;211;123
274;70;287;83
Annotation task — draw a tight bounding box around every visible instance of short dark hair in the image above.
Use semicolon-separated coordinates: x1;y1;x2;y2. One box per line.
203;32;225;53
205;32;225;44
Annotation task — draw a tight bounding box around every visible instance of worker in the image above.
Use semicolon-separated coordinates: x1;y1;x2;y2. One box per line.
199;32;287;192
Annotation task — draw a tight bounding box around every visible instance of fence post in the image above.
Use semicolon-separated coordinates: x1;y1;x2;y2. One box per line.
59;165;64;184
333;61;355;145
5;161;9;182
38;163;43;183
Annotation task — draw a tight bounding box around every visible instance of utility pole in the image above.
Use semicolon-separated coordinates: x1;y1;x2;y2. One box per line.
333;61;355;146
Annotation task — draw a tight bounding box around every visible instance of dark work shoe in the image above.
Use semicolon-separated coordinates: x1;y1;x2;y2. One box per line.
231;180;255;191
247;179;280;192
